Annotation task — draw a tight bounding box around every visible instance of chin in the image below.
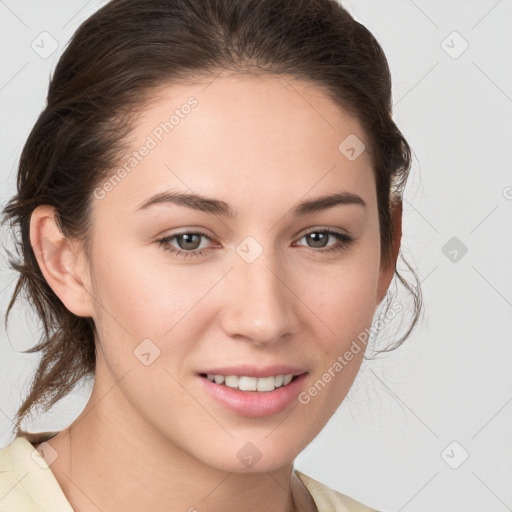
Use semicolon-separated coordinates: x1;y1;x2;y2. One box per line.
184;437;299;475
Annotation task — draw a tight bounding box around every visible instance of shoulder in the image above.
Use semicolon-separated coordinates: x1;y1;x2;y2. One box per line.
295;469;383;512
0;434;73;512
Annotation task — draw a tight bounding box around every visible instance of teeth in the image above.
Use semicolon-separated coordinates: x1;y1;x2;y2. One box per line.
204;373;297;392
225;375;239;388
283;374;293;385
238;376;257;391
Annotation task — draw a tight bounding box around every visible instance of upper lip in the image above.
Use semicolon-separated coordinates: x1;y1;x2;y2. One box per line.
198;365;308;378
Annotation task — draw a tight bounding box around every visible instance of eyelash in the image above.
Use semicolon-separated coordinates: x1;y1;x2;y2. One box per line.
155;229;354;259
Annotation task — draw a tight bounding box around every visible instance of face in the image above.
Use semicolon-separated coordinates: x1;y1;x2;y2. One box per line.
54;73;397;473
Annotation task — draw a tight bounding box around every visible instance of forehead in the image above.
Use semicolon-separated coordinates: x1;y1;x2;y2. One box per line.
93;73;375;218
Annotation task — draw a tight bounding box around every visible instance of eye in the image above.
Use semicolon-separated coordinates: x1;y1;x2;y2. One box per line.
294;229;354;255
156;228;354;259
156;230;214;259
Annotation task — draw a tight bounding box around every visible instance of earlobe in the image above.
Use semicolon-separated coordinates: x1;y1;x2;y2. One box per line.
30;205;94;318
376;199;403;305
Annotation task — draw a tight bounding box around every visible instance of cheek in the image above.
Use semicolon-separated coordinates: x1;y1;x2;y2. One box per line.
90;240;208;338
296;241;381;408
296;265;378;414
303;277;375;392
321;272;377;338
88;239;222;384
308;245;380;339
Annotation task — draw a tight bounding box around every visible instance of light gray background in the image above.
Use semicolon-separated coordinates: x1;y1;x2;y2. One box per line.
1;1;511;511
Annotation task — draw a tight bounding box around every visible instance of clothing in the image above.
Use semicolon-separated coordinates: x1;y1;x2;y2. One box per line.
0;431;379;511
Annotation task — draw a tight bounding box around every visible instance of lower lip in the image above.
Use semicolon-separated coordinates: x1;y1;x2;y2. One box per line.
197;373;308;418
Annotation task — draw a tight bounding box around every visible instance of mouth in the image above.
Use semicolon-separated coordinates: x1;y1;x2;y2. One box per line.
198;372;304;393
196;370;309;417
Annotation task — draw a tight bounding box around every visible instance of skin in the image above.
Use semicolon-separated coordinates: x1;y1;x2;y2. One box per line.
30;71;401;512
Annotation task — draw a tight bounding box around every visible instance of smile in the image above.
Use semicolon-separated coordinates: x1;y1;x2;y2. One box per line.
201;373;298;392
197;371;309;417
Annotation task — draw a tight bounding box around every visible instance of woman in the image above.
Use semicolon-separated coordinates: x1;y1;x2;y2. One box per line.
0;0;422;510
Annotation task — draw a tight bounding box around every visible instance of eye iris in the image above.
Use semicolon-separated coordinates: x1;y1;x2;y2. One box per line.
178;233;201;250
307;232;328;248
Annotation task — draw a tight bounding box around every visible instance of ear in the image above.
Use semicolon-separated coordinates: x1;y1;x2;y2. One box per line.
30;205;95;318
376;198;402;305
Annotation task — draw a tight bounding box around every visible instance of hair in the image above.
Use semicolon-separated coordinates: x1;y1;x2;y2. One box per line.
2;0;423;438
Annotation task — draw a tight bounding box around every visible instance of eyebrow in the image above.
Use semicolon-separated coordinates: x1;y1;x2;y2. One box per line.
134;190;366;216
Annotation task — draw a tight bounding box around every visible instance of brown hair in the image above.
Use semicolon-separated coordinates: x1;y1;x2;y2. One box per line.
1;0;422;438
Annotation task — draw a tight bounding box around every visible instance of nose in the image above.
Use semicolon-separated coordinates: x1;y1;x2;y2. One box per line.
219;252;300;346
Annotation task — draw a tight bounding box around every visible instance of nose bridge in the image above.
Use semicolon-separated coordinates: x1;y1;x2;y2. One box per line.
220;245;298;344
